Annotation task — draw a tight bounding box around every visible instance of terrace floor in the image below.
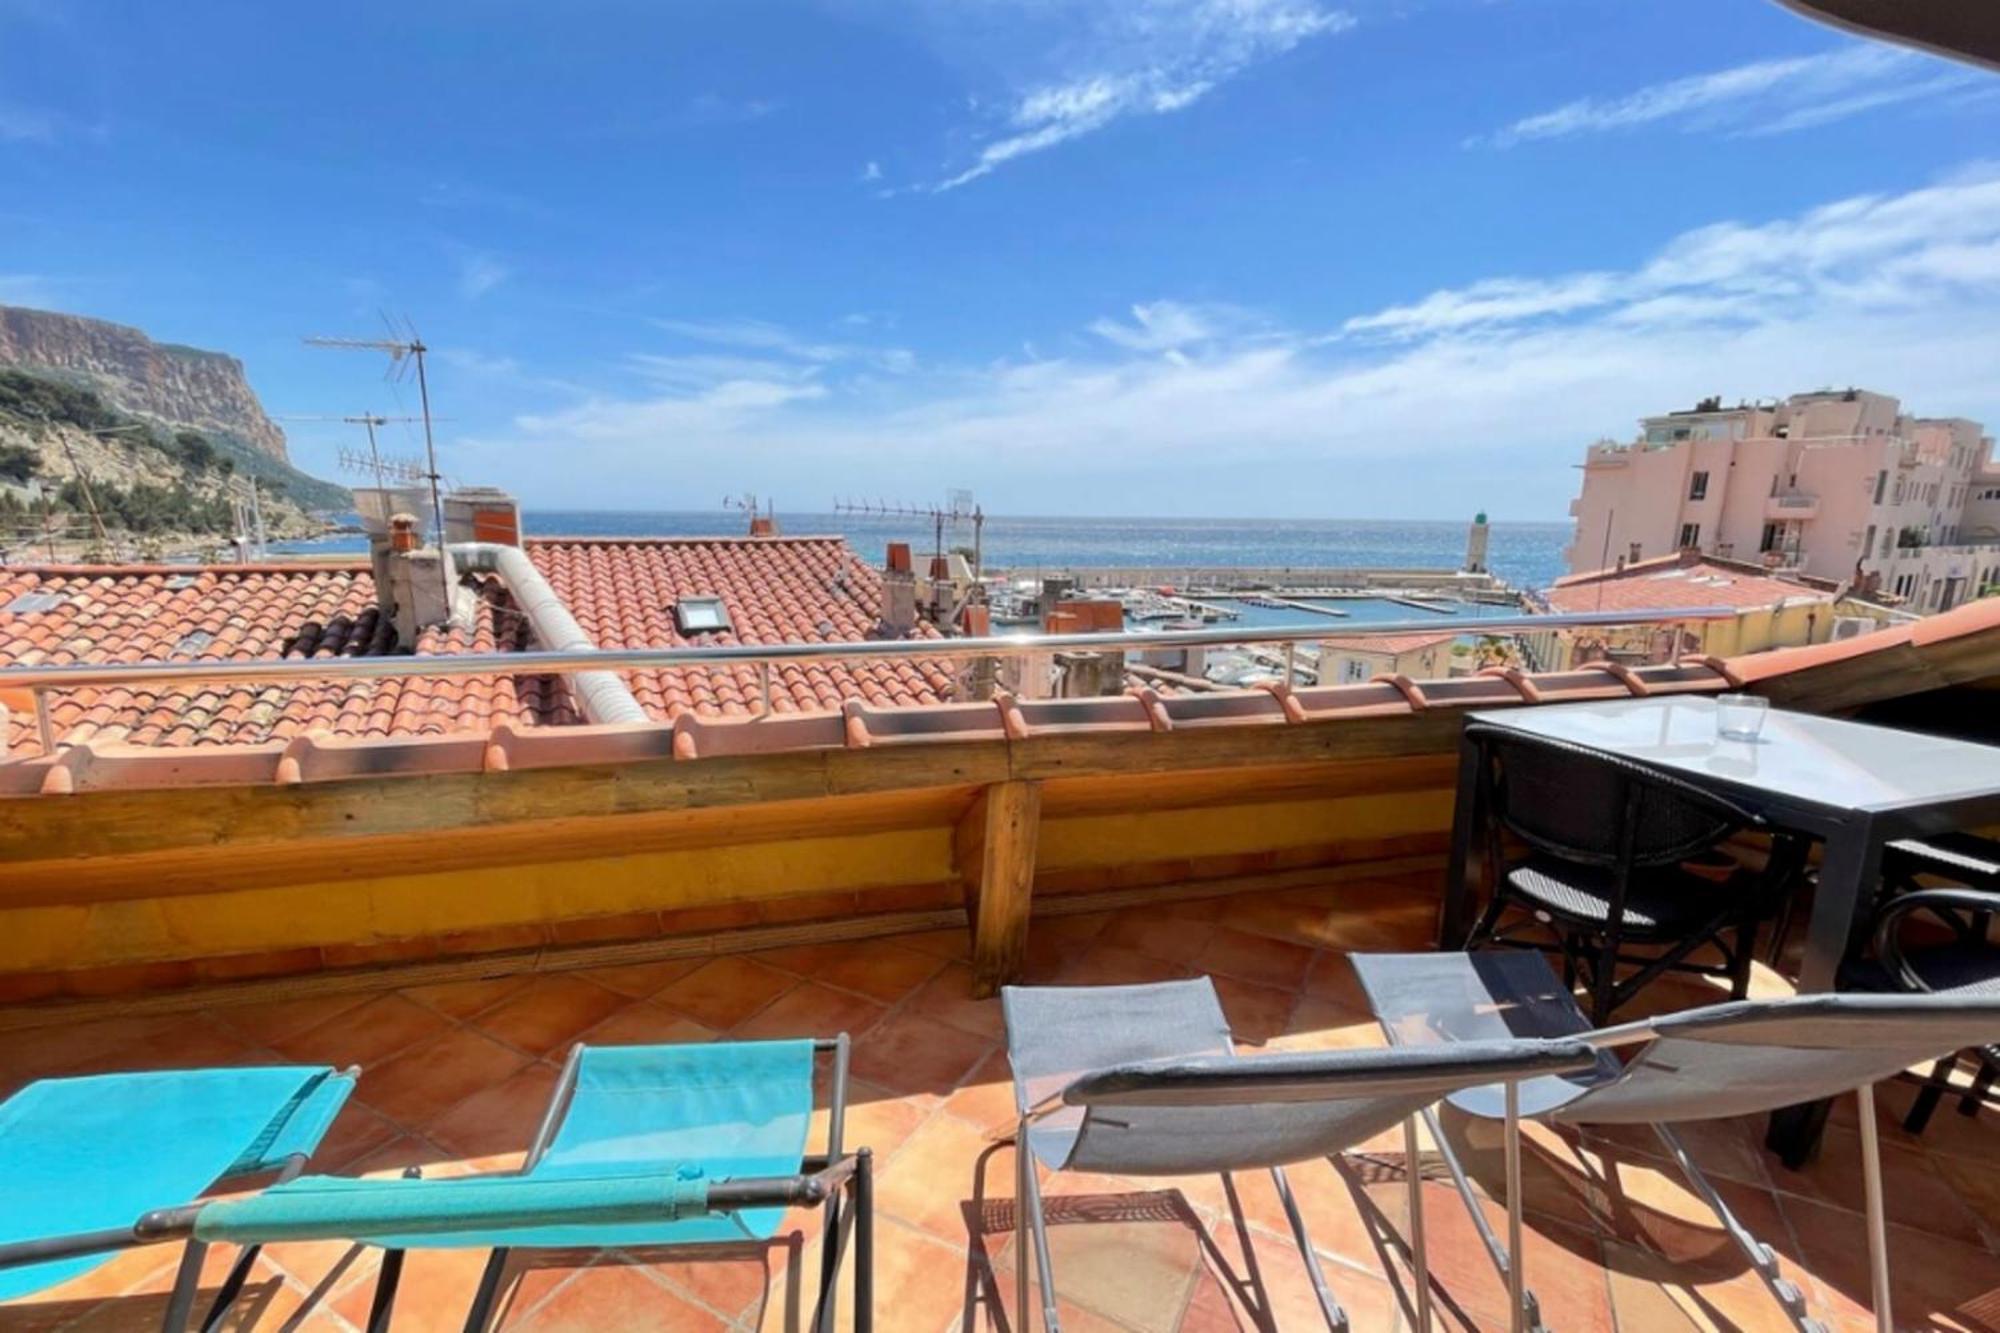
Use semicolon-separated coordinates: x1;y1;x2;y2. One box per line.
4;868;2000;1332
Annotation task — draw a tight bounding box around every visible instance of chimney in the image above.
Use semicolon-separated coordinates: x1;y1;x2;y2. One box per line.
881;542;917;636
442;486;521;546
383;512;459;642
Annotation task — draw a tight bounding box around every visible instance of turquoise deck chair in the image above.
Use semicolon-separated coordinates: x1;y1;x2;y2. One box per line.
0;1064;356;1331
164;1036;869;1333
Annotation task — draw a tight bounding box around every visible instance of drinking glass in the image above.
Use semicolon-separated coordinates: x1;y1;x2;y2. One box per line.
1715;694;1769;741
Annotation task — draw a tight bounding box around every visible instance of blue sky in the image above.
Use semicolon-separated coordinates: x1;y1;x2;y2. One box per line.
3;0;1998;522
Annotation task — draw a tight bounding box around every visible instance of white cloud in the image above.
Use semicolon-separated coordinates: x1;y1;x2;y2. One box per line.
464;167;2000;518
455;252;511;300
916;0;1354;191
860;160;883;182
649;315;915;375
683;94;781;125
1474;45;1972;148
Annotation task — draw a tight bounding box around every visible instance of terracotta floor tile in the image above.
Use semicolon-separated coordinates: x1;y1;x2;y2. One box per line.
1193;928;1314;992
1209;975;1299;1048
402;975;534;1020
732;982;887;1043
812;943;949;1004
1189;1204;1408;1333
425;1061;563;1159
904;962;1006;1042
306;1098;404;1172
1301;951;1371;1010
571;1001;715;1049
877;1113;1015;1245
271;993;454;1068
1580;1114;1772;1190
943;1050;1021;1137
470;976;631;1058
1931;1153;2000;1252
656;957;800;1031
1402;1182;1615;1333
214;991;374;1049
1767;1123;1986;1247
1055;945;1193;988
891;927;972;962
85;1014;261;1075
836;1078;932;1163
357;1026;533;1130
568;959;703;998
509;1259;732;1332
1099;908;1215;967
328;1243;499;1333
852;1012;995;1097
1011;1187;1209;1331
749;1215;964;1333
1272;997;1385;1054
1600;1237;1808;1333
612;1240;801;1326
1778;1194;2000;1332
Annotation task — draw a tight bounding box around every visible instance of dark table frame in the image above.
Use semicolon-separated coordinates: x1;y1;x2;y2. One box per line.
1438;705;2000;1165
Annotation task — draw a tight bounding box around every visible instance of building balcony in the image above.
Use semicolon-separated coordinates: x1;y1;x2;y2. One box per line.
1766;490;1820;520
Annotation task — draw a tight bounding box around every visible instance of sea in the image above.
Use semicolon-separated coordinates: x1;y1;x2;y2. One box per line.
276;511;1573;594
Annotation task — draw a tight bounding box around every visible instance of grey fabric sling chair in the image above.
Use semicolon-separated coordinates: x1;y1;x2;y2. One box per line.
1001;978;1600;1333
1352;950;2000;1333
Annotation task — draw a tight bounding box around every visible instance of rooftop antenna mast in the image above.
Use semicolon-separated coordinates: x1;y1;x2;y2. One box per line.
304;323;451;609
832;492;985;578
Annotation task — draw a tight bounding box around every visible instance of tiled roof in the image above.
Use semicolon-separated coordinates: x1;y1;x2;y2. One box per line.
531;537;951;720
0;536;951;755
0;563;569;752
1547;555;1832;615
1317;630;1459;655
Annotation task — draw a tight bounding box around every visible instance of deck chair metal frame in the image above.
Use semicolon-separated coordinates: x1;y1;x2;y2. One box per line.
1353;950;2000;1333
363;1034;865;1333
1002;978;1599;1333
0;1064;358;1333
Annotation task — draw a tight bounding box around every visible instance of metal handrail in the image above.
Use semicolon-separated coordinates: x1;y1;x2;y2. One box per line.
0;607;1729;693
0;605;1734;755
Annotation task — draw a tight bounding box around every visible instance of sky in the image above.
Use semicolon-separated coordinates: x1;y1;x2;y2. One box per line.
3;0;1998;523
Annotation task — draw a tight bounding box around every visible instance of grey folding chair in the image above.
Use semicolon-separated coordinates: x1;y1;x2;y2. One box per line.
1000;978;1600;1333
1351;950;2000;1333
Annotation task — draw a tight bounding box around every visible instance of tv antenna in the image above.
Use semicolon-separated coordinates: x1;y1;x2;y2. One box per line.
304;321;450;609
832;492;984;577
280;413;445;491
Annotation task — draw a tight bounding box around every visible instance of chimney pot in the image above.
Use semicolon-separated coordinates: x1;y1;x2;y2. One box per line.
389;513;421;553
886;542;912;574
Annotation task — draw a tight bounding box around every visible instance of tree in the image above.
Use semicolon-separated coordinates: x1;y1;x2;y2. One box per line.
173;431;217;470
0;445;39;483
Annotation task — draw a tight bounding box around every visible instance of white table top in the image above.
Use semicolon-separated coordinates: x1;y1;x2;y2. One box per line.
1469;696;2000;816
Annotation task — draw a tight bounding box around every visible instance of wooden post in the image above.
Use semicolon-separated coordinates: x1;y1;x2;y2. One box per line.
957;780;1043;998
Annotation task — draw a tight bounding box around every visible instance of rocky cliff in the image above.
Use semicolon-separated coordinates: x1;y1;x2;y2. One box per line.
0;305;290;462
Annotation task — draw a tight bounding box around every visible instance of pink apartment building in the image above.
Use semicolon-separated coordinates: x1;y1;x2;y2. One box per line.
1567;388;2000;611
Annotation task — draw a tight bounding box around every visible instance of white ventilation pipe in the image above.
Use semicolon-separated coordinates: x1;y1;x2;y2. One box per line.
449;542;648;725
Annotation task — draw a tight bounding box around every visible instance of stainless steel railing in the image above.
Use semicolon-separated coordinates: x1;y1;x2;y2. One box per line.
0;605;1732;754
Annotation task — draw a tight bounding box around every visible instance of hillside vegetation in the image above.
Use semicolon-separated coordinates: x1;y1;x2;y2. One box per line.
0;369;341;557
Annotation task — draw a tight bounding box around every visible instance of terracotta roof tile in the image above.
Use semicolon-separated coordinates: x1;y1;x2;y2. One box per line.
1547;557;1832;615
1317;630;1460;654
0;537;950;755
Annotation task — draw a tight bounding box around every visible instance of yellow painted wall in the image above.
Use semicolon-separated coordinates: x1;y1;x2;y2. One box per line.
0;785;1457;976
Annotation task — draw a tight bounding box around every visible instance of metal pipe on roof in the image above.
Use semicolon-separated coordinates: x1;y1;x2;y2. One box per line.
449;542;649;726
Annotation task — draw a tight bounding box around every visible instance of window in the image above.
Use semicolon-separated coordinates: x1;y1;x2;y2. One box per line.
1688;470;1709;501
1627;542;1642;563
673;596;732;634
1678;523;1700;549
1862;525;1875;559
1874;470;1888;504
1339;658;1370;684
1760;523;1781;554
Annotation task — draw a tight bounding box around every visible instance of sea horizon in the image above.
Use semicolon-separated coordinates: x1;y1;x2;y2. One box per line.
278;510;1573;591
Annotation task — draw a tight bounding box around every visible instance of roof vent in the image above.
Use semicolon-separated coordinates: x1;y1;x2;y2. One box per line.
674;596;732;635
2;591;64;614
172;630;216;657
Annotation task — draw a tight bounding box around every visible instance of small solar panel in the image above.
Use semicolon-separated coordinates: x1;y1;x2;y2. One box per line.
2;591;64;614
172;630;216;656
674;596;731;634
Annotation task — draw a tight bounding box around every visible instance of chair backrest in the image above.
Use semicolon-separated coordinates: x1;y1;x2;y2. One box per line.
1467;723;1754;869
1555;992;2000;1126
1055;1041;1599;1175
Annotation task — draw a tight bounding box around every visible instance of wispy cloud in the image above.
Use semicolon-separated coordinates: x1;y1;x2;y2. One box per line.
682;94;782;126
912;0;1353;191
455;252;511;300
465;167;2000;519
650;316;915;374
1473;45;1971;148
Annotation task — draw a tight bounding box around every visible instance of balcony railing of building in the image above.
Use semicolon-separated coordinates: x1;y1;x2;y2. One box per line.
0;607;1735;756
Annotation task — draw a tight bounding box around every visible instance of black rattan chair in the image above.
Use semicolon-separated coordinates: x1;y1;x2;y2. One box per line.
1463;722;1804;1025
1873;886;2000;1133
